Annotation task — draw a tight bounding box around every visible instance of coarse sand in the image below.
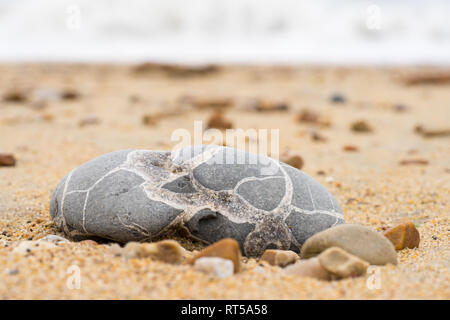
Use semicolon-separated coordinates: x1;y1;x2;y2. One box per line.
0;64;448;299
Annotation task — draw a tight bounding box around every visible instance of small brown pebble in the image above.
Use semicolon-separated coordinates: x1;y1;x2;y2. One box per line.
283;257;331;280
253;99;289;112
123;240;185;264
310;130;327;142
351;120;373;133
343;145;359;152
401;72;450;86
0;153;16;166
297;109;318;123
2;89;27;103
260;249;299;267
318;247;369;279
316;170;326;176
189;238;242;273
280;151;304;170
195;97;232;109
178;95;232;109
39;112;54;122
142;109;179;126
297;109;331;127
142;114;159;126
383;221;420;250
133;63;219;77
206;112;233;130
78;115;100;127
399;159;429;166
414;124;450;138
61;89;80;100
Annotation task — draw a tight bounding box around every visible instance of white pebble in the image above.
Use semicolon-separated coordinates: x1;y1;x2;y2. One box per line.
194;257;234;278
38;235;70;243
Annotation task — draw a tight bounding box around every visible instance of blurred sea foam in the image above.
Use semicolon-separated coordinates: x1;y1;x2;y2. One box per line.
1;0;449;64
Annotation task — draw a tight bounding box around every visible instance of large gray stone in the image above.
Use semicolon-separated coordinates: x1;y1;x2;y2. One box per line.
50;145;344;257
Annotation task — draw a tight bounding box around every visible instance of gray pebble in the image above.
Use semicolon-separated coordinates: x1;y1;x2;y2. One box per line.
301;224;397;265
50;145;344;257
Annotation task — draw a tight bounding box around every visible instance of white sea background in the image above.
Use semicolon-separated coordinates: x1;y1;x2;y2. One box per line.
0;0;449;65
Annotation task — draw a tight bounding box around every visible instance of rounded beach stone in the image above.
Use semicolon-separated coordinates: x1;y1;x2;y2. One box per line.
283;257;331;280
301;224;397;265
318;247;369;279
50;145;344;257
189;238;242;273
194;257;234;278
260;249;299;267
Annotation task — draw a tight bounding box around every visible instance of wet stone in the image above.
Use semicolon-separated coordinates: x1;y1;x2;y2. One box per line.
50;145;344;257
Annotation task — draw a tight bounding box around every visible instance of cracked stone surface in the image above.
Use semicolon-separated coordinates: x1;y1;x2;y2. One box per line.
50;145;344;257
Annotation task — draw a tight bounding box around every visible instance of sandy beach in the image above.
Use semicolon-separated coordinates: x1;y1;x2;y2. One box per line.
0;64;449;299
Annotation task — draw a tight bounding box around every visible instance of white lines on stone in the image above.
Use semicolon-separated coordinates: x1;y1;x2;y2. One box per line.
332;216;340;227
233;175;281;192
116;214;150;237
80;167;123;234
290;204;344;220
305;180;316;211
186;145;221;169
275;162;293;215
327;190;336;212
59;169;75;235
60;170;74;218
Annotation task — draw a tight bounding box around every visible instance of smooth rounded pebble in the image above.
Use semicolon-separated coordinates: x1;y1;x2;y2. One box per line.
283;257;330;280
38;235;70;243
301;224;397;265
189;238;242;273
194;257;234;278
123;240;185;264
318;247;369;279
50;145;344;257
260;249;299;267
